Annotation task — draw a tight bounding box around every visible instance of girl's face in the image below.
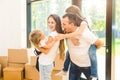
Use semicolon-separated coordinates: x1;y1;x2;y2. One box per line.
48;17;56;32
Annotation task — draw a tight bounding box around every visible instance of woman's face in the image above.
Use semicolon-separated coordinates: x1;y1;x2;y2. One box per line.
47;17;56;32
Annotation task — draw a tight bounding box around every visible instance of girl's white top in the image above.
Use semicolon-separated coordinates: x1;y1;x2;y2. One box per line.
39;31;60;65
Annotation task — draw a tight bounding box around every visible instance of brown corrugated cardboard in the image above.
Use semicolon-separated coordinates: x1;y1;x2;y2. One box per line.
25;64;39;80
8;63;25;68
3;67;24;80
8;49;28;63
0;64;1;78
51;70;63;80
54;54;64;70
30;56;37;65
0;56;8;77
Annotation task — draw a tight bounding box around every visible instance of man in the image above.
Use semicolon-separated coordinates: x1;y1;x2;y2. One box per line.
61;13;99;80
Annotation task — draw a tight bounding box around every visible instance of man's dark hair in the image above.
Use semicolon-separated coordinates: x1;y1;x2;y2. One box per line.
62;13;83;26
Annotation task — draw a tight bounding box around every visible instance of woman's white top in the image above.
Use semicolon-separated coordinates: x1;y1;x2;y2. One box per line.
66;21;98;67
39;31;60;65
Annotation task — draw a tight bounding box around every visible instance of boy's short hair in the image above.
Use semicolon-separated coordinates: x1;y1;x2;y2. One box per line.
29;30;43;45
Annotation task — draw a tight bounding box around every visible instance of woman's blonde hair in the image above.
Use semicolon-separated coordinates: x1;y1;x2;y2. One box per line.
65;5;85;21
65;5;91;30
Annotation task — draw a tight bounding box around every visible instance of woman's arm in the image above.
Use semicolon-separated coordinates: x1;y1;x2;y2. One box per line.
34;36;57;54
42;36;57;48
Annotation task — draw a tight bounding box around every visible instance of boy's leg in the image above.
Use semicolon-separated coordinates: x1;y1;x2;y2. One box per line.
89;45;98;79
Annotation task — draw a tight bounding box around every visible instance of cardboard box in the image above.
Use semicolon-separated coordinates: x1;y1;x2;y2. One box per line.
25;64;39;80
3;67;24;80
30;56;37;65
8;49;28;63
51;70;63;80
8;63;25;68
54;54;64;70
0;56;8;77
0;64;1;78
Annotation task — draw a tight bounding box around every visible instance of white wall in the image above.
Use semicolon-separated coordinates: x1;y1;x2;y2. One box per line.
0;0;26;56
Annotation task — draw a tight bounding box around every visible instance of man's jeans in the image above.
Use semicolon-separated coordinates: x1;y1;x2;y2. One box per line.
39;63;53;80
63;44;98;77
69;62;91;80
63;50;70;71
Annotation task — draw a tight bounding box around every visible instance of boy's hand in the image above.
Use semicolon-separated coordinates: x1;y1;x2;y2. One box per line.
70;38;80;46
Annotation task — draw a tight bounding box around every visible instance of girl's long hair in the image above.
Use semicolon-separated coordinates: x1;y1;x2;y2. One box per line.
48;14;65;60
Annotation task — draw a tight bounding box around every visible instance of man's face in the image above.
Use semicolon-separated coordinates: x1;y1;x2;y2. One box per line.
62;17;72;33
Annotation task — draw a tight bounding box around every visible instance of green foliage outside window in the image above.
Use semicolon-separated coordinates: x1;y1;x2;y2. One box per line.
31;0;71;35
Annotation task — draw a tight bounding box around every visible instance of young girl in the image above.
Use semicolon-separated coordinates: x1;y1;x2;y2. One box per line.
29;14;83;80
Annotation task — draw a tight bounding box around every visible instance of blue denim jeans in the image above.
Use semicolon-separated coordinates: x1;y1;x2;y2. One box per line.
63;50;70;71
63;44;98;78
69;62;91;80
89;45;98;77
39;63;53;80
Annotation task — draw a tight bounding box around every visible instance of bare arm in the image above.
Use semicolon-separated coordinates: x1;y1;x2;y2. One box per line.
56;23;87;40
94;39;104;49
35;36;57;54
43;36;57;48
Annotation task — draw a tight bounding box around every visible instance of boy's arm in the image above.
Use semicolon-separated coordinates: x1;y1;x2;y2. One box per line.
94;39;104;49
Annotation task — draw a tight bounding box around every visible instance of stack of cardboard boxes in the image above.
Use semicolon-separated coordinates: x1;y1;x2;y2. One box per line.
25;54;64;80
3;49;28;80
0;64;1;78
25;56;39;80
1;49;64;80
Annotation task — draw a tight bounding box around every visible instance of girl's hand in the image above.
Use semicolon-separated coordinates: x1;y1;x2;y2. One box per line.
70;38;80;46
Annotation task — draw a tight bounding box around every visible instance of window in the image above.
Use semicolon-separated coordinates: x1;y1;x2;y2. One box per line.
31;0;71;35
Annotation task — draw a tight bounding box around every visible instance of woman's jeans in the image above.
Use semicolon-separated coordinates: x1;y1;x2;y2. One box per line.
69;62;91;80
39;63;53;80
63;44;98;77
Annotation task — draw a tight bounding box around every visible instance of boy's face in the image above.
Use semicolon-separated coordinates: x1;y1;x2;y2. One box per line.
47;17;56;32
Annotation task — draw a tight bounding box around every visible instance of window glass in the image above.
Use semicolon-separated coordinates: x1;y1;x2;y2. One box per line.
115;0;120;79
82;0;106;80
31;0;71;35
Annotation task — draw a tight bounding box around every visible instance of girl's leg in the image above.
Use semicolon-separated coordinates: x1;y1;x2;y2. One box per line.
89;45;98;78
39;64;53;80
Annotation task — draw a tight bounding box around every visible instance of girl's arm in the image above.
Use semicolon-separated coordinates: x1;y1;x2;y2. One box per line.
35;36;57;54
56;23;87;40
94;39;104;49
34;44;50;54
